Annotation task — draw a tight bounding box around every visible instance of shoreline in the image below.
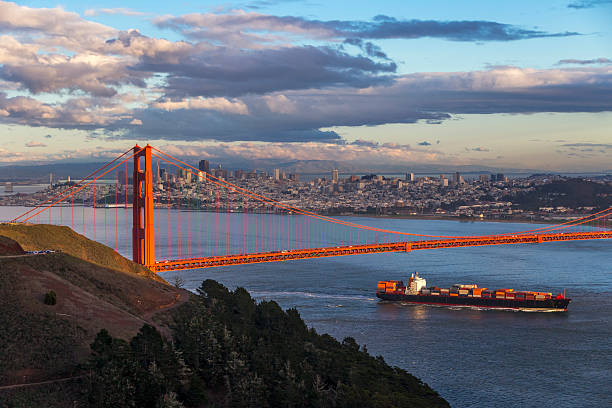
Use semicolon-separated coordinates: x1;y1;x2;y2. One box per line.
342;213;574;226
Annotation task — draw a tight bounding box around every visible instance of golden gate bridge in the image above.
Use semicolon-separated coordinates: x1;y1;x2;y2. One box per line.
10;145;612;273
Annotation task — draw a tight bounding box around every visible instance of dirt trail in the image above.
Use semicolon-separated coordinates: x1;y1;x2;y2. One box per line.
0;376;83;391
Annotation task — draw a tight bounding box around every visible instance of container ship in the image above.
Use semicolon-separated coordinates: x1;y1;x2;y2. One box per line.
376;272;570;312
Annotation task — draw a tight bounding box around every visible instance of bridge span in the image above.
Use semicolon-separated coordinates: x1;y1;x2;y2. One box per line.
152;231;612;272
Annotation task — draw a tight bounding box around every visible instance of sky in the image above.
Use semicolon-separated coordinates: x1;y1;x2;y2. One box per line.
0;0;610;172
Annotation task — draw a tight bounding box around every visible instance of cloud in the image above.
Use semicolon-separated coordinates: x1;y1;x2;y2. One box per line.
25;141;47;147
561;142;612;149
567;0;612;9
84;8;146;17
0;145;129;164
0;2;609;148
154;11;579;47
344;38;390;60
131;65;612;143
138;45;396;98
350;139;379;147
557;57;610;65
0;50;147;96
0;92;134;128
2;64;611;145
418;141;432;146
0;1;116;51
158;140;443;165
152;97;250;115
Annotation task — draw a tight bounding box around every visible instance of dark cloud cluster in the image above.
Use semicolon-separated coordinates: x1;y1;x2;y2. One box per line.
137;45;397;98
336;16;579;42
155;12;580;44
126;67;612;143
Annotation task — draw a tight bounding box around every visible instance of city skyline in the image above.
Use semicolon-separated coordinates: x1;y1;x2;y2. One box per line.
0;0;610;172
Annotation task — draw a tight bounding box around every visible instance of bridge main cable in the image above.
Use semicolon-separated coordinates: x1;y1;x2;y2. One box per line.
150;147;468;239
13;147;144;224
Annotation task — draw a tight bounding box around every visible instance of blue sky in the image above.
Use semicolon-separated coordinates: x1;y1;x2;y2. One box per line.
0;0;611;171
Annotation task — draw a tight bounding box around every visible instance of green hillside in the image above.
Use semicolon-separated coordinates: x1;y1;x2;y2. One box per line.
0;223;163;283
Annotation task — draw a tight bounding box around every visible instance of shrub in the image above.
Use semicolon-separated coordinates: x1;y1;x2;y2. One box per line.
44;291;57;306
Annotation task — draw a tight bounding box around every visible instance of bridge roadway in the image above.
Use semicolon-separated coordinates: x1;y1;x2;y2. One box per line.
150;230;612;272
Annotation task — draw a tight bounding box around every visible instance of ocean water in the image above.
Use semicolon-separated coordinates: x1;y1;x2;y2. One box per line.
1;206;610;407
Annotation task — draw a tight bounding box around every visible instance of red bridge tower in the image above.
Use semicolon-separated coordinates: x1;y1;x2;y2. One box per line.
132;145;155;268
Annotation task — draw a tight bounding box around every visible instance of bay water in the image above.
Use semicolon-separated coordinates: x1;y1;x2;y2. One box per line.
1;206;610;407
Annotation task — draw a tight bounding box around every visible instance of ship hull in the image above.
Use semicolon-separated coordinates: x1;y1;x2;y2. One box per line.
376;293;570;312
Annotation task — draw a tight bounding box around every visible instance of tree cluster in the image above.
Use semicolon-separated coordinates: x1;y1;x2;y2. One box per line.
87;280;448;407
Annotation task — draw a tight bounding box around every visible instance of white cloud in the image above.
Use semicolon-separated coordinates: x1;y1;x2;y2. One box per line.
159;141;443;165
25;141;46;147
263;94;297;114
84;8;145;17
152;97;249;115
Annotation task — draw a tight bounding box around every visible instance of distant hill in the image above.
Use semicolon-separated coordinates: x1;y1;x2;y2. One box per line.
0;162;109;182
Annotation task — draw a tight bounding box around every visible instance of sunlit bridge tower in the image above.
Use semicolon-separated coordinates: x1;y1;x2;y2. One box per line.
132;145;155;268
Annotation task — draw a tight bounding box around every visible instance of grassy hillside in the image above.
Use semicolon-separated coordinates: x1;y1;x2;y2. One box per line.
0;223;163;283
0;225;186;390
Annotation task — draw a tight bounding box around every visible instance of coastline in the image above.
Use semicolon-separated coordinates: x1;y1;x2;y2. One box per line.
343;213;572;226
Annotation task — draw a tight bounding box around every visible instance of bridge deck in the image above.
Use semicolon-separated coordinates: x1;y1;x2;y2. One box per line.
150;231;612;272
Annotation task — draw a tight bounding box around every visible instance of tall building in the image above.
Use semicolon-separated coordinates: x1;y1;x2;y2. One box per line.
406;172;415;182
118;170;126;185
198;159;210;172
453;172;461;185
156;160;161;182
273;168;280;181
332;169;338;183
